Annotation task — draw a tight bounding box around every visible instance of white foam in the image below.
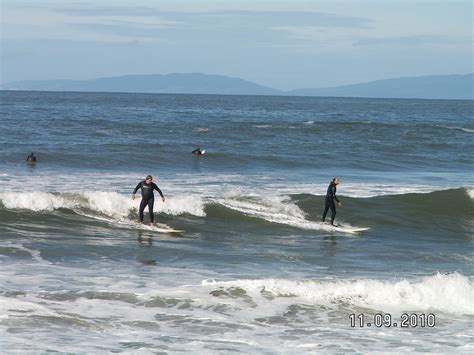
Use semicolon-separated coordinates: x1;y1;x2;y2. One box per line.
215;190;361;233
0;169;465;199
202;273;474;315
219;190;305;219
269;182;453;198
83;191;135;217
1;262;471;352
466;188;474;200
442;125;474;133
0;191;206;218
0;297;59;318
160;194;206;217
0;192;77;211
0;242;51;265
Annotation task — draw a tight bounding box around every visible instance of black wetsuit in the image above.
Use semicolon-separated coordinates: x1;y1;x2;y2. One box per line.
26;154;36;163
322;181;340;225
192;149;202;155
133;181;164;223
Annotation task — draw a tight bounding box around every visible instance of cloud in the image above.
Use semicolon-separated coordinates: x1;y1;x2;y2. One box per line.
2;2;373;46
353;35;473;47
1;5;177;43
191;10;372;28
53;8;371;30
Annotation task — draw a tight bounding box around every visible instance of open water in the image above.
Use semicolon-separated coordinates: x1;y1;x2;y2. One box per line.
0;91;473;353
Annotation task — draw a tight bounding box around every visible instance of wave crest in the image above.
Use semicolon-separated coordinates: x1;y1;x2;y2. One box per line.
0;191;205;217
202;273;473;315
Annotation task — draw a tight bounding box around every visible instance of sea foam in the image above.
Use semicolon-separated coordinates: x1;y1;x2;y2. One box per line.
467;188;474;200
202;273;473;315
0;191;206;217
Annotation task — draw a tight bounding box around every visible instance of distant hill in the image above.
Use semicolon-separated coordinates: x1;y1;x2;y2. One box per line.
1;73;280;96
2;73;473;99
288;74;474;100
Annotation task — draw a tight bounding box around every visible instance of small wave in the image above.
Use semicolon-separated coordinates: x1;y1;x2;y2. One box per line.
95;129;114;135
2;243;50;264
295;187;473;228
252;125;272;128
202;273;473;315
214;190;362;233
303;120;315;125
437;125;474;133
340;183;448;198
0;191;77;211
193;127;209;132
0;191;205;218
1;188;470;232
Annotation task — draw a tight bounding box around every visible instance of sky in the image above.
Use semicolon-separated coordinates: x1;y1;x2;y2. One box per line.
1;0;472;90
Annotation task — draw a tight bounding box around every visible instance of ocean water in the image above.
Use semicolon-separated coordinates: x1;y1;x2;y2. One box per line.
0;91;473;353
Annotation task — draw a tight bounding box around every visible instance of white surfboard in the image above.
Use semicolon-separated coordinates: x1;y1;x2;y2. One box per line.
331;225;370;234
133;222;184;233
151;223;185;234
77;213;184;234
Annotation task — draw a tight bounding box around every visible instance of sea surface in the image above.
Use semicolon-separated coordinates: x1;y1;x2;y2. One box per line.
0;91;473;353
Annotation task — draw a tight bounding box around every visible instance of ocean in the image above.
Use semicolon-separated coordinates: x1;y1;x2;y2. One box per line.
0;90;473;353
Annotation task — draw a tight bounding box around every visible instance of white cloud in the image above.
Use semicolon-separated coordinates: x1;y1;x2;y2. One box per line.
353;35;473;47
2;7;177;43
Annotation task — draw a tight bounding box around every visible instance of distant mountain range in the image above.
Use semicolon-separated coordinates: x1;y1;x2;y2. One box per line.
1;73;280;96
2;73;472;99
288;74;473;100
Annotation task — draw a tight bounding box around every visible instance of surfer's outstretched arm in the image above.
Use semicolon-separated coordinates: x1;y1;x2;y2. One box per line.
152;183;165;202
132;181;142;200
133;182;142;194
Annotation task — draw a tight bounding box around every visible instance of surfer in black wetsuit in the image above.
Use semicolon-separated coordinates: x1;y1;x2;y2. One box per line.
322;177;342;226
26;152;37;164
192;147;203;155
132;175;165;224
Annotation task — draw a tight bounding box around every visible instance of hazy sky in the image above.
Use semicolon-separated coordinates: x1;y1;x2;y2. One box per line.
1;0;472;89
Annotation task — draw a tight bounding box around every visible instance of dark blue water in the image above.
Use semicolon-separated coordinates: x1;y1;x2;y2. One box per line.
0;91;473;353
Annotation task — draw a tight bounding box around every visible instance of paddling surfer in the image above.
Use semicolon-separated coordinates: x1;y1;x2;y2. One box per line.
192;147;204;155
26;152;37;164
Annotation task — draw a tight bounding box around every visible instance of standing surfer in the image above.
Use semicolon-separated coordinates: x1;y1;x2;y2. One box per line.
132;175;165;224
322;177;342;226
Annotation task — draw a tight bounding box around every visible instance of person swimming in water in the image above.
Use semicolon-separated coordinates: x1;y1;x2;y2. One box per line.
192;147;203;155
26;152;37;164
322;177;342;226
132;175;165;224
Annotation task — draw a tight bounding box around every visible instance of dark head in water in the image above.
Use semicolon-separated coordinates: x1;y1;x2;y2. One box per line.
192;148;203;155
26;152;37;163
